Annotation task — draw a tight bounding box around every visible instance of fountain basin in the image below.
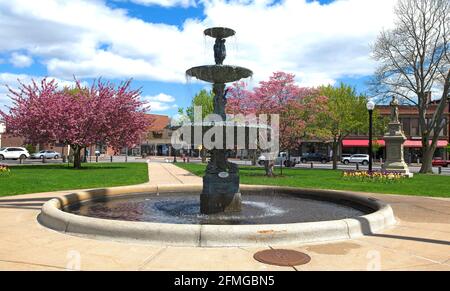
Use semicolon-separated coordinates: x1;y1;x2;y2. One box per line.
38;184;396;247
186;65;253;84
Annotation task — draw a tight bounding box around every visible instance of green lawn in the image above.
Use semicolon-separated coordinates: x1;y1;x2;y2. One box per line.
176;163;450;198
0;163;148;197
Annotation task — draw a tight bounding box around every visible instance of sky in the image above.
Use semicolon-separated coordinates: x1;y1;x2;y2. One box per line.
0;0;397;117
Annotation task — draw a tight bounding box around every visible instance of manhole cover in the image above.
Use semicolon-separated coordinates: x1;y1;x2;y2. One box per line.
254;249;311;267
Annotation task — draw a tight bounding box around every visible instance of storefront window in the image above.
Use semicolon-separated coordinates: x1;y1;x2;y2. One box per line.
411;118;419;136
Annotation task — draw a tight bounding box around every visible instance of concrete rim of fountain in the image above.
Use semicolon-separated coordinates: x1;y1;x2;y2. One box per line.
38;184;396;247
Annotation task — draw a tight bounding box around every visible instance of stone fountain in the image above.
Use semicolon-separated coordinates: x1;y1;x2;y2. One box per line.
38;27;396;247
186;27;253;214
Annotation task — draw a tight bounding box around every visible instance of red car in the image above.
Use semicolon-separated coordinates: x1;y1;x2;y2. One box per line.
432;158;450;167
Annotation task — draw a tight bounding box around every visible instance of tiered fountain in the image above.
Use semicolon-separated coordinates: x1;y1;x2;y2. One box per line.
186;27;253;214
39;27;396;247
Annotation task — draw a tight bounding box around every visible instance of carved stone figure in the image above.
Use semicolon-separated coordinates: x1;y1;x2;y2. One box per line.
214;38;226;65
212;83;227;119
390;96;400;123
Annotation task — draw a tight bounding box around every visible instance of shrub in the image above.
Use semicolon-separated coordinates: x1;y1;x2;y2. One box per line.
343;170;404;183
0;164;11;177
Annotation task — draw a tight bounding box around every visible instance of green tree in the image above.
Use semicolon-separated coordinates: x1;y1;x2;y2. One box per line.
178;89;214;163
317;84;385;170
181;89;214;121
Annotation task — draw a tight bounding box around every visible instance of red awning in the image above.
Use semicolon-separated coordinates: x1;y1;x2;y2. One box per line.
404;140;448;148
342;139;448;148
342;140;385;148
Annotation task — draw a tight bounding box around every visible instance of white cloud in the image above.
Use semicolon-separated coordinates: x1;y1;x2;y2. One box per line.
128;0;197;7
141;93;177;112
9;52;33;68
0;0;398;88
146;101;178;112
144;93;176;103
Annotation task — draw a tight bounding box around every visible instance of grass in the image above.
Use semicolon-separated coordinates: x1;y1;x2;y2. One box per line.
0;163;148;197
176;163;450;198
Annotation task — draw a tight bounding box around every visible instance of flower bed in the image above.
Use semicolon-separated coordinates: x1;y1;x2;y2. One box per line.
0;164;11;177
343;170;405;183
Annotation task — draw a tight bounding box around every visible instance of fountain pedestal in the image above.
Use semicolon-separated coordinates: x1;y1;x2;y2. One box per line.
186;27;253;215
201;173;241;214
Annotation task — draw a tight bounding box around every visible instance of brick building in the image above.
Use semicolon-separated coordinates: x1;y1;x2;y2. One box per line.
341;102;449;162
298;101;449;162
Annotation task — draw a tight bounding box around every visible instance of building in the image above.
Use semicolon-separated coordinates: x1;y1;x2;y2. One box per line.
342;102;449;162
123;114;174;157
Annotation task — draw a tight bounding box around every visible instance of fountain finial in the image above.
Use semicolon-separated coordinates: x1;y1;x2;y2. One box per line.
204;27;235;65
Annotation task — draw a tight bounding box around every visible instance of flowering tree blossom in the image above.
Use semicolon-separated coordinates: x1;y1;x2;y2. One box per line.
227;72;328;176
227;72;327;152
1;78;150;168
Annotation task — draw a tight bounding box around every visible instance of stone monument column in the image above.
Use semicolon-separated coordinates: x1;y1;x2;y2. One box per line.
382;96;412;177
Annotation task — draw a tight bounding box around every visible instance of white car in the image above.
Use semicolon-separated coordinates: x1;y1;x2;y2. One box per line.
30;150;60;159
0;147;30;160
258;152;300;167
342;154;370;165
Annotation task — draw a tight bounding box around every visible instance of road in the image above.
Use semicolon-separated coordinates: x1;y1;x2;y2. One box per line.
2;156;449;175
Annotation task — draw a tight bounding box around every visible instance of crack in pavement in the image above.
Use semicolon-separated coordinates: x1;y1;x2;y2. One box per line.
138;247;168;271
0;258;68;270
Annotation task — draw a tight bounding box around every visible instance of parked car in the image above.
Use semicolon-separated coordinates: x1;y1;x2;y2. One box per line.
300;153;330;164
340;154;352;163
30;150;60;159
258;152;300;167
0;147;30;160
432;157;450;167
342;154;370;165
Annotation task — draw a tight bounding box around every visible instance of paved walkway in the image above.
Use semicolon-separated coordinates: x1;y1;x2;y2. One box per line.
147;162;202;185
0;162;449;270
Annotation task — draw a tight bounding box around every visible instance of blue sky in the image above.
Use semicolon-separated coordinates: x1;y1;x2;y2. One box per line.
0;0;396;117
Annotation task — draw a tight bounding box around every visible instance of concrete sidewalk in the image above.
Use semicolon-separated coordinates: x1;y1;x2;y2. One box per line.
147;162;202;185
0;162;449;270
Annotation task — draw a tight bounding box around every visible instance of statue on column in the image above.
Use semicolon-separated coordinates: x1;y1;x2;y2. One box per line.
383;95;412;177
390;96;400;123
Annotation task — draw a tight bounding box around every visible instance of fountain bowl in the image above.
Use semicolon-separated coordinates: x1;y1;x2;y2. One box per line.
38;184;396;247
204;27;236;39
186;65;253;84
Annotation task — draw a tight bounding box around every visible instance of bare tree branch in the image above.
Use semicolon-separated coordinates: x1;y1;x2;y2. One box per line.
371;0;450;173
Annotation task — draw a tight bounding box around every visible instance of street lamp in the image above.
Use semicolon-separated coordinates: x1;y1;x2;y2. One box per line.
0;122;5;149
366;99;376;172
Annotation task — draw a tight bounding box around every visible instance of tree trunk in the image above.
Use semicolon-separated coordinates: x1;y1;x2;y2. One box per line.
264;160;275;177
251;150;257;166
332;138;339;170
420;145;436;174
201;147;206;163
72;145;82;169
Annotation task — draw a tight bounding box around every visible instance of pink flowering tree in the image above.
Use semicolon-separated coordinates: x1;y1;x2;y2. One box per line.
1;78;150;168
227;72;328;176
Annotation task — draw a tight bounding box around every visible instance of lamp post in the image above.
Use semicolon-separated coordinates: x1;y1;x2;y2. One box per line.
366;100;376;172
0;122;5;149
